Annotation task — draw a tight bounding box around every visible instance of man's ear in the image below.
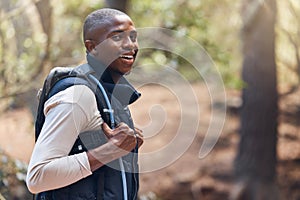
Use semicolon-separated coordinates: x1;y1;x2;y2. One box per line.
84;40;96;52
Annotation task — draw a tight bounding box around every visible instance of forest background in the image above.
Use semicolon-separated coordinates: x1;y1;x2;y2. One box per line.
0;0;299;199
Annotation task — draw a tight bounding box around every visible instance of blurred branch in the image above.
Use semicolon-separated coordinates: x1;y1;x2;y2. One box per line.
278;59;298;75
0;1;31;21
0;82;39;100
279;85;299;97
287;0;300;77
278;27;300;97
287;0;300;28
280;16;300;84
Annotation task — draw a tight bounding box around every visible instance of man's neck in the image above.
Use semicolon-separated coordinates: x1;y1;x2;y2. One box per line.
87;53;119;84
107;69;123;84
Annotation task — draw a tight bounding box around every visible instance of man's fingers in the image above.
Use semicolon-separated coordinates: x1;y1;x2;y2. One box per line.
110;131;137;151
116;123;135;136
136;135;144;148
134;127;143;137
104;122;135;138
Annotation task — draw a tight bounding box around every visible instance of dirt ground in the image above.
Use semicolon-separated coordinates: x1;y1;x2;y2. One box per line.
0;83;299;199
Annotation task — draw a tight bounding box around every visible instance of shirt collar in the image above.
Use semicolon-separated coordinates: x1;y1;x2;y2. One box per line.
86;53;141;106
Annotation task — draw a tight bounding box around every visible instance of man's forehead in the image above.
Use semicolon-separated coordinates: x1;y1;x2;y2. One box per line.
107;15;134;30
97;16;135;32
86;14;136;41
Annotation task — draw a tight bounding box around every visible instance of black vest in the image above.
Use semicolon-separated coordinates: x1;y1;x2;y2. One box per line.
36;59;140;200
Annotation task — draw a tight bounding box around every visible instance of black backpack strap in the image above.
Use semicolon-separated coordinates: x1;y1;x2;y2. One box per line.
47;76;110;155
35;79;49;141
48;76;90;98
74;63;95;75
35;75;90;141
45;67;75;96
35;63;111;153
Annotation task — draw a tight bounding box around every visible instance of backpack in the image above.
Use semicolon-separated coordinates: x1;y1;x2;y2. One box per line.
35;64;111;152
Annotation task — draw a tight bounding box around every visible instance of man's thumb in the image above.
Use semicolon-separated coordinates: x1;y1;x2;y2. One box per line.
102;122;113;138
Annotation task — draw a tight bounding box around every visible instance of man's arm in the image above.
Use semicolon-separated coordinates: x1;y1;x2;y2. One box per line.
26;85;139;193
26;101;93;193
26;85;99;193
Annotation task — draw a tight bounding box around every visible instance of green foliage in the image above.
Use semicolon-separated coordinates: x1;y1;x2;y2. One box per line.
2;0;299;101
0;0;105;102
39;0;243;88
50;0;105;66
130;0;242;87
0;0;245;104
49;0;242;87
0;0;52;104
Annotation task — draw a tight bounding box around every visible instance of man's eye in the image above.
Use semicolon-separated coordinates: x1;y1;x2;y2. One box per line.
130;32;137;42
111;34;123;41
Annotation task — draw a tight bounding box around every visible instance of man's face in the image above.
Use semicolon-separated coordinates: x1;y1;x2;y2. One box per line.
86;15;138;75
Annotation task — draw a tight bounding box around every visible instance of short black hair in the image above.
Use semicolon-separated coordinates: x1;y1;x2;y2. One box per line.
83;8;126;41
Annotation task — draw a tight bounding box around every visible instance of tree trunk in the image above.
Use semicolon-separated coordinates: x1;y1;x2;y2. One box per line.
105;0;128;13
232;0;279;199
34;0;53;75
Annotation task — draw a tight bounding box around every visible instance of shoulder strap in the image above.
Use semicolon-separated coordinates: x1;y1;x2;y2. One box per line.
35;76;92;141
35;63;114;156
35;63;110;142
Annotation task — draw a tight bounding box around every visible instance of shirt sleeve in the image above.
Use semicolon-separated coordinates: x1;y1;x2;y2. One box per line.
26;85;102;193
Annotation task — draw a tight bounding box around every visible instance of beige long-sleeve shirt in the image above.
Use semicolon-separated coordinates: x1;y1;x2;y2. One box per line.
26;85;103;193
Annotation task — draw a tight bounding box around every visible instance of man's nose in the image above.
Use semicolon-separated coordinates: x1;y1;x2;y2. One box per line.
122;36;136;50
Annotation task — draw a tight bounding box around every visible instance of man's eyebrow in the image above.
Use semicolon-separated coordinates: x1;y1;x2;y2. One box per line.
110;29;137;34
111;30;124;33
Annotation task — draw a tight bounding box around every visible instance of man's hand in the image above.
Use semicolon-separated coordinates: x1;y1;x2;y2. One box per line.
102;122;137;152
87;122;139;172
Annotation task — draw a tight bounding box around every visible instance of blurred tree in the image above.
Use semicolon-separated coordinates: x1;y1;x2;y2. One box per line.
34;0;52;75
0;0;239;96
0;0;52;113
105;0;128;13
0;0;103;114
233;0;279;199
5;0;298;111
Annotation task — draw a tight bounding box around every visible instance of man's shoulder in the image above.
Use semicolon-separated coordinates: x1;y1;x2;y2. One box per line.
48;84;96;105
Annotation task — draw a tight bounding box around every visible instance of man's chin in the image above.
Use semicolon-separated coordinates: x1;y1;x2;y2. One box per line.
120;64;133;75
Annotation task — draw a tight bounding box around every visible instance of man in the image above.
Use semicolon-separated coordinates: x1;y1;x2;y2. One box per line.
26;8;143;200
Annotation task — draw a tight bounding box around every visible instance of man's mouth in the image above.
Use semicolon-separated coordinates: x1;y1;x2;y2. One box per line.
119;55;134;60
119;51;137;65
